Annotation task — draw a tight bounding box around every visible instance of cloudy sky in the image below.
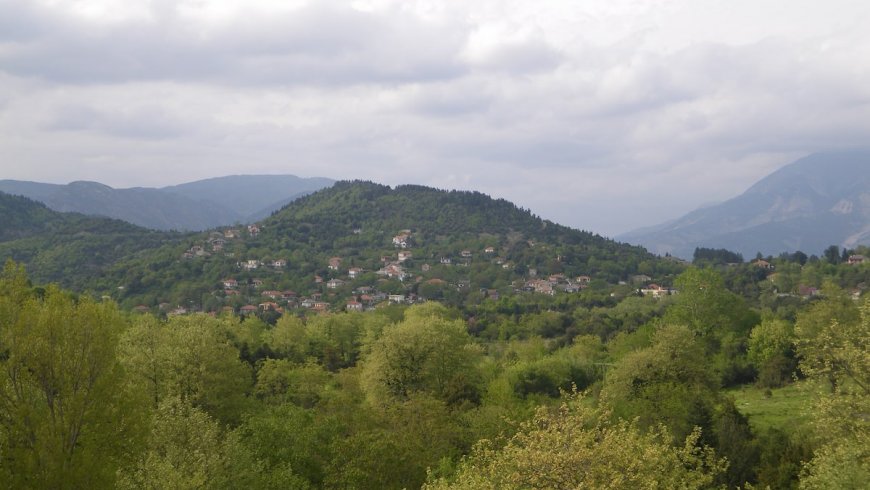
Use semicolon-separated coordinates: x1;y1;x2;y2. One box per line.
1;0;869;236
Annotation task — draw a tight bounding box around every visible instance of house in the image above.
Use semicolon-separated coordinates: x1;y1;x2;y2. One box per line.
133;305;150;314
224;290;240;296
528;279;554;296
753;259;773;270
798;285;821;298
397;251;412;262
312;302;330;312
389;294;406;304
328;257;342;270
848;255;866;265
576;275;591;285
168;306;188;316
247;224;261;236
346;300;363;311
421;263;431;272
639;284;675;298
239;305;258;315
240;259;261;271
377;264;407;281
392;232;412;248
460;250;472;258
258;302;280;311
281;290;297;300
484;246;495;254
223;278;238;289
272;259;287;268
261;290;282;299
348;267;363;279
327;279;345;289
440;257;452;265
251;278;264;288
224;229;240;239
314;275;323;283
548;274;565;284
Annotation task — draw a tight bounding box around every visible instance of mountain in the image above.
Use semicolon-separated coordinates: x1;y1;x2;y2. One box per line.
161;174;335;221
101;181;684;310
0;191;182;290
618;150;870;259
0;175;334;231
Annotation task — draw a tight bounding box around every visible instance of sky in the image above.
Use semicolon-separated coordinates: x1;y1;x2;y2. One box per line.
1;0;869;237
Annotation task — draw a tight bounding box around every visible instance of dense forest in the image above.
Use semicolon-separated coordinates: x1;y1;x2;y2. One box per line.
0;256;867;488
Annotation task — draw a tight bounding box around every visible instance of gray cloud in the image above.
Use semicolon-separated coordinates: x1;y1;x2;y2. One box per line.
1;0;870;236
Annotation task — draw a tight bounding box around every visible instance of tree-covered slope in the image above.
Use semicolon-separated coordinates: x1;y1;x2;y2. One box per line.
0;191;182;290
103;181;683;310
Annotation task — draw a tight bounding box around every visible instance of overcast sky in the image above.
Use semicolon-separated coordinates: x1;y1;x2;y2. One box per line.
1;0;869;236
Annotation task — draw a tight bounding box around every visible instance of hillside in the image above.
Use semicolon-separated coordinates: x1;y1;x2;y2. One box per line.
0;191;182;290
619;150;870;258
0;175;334;231
103;181;684;311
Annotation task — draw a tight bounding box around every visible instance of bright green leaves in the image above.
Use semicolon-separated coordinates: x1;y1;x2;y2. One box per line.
425;392;725;490
0;273;140;488
361;303;481;405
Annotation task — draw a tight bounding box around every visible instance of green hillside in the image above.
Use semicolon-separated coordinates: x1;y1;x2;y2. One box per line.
0;191;182;290
98;181;685;316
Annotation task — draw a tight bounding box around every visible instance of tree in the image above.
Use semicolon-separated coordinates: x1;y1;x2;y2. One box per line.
797;298;870;489
361;303;481;405
748;318;797;388
0;262;143;488
664;267;755;336
119;314;252;425
117;398;307;490
424;392;725;490
599;324;719;442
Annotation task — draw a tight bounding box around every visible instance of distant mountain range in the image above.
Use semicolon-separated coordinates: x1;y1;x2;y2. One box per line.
0;175;334;231
618;150;870;259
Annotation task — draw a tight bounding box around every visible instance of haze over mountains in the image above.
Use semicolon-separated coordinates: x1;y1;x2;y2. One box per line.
0;175;334;231
619;150;870;259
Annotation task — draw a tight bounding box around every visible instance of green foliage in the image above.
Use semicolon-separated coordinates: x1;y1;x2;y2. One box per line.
748;318;797;387
119;314;253;425
664;267;756;336
694;247;744;265
0;264;143;488
117;398;307;490
796;298;870;489
424;392;726;490
600;324;720;441
362;303;482;405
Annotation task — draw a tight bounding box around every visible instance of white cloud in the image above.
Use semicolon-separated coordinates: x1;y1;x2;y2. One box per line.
1;0;869;236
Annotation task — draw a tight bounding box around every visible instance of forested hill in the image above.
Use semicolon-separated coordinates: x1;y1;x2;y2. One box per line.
105;181;683;311
266;181;608;245
0;191;182;290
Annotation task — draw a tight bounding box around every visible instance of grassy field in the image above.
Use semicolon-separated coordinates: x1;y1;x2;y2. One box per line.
727;381;816;433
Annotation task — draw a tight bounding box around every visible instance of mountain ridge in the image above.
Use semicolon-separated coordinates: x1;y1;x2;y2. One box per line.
0;174;335;231
618;150;870;258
